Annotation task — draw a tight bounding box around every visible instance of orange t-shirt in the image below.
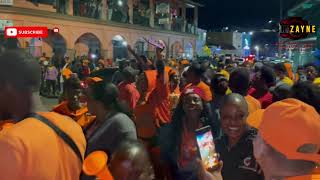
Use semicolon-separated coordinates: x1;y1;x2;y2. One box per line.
286;174;320;180
0;112;86;180
245;95;262;128
245;95;261;113
53;101;95;128
0;120;15;131
133;104;157;139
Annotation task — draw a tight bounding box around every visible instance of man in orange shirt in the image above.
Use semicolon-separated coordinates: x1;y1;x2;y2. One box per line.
0;50;86;180
229;68;261;113
184;62;213;102
53;76;95;129
229;68;262;129
118;66;141;110
253;99;320;180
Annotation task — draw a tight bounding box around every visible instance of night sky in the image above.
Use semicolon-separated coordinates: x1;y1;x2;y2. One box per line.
198;0;304;31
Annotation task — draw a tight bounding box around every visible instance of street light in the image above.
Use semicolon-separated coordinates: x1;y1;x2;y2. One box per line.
118;0;123;6
249;31;254;35
255;46;260;60
268;20;273;24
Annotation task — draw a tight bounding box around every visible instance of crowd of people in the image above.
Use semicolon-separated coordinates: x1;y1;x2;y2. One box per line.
0;45;319;180
38;52;112;97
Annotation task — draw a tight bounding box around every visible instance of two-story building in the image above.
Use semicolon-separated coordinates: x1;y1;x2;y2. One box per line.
0;0;203;61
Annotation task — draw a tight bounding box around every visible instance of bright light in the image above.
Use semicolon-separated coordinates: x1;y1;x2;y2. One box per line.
91;54;97;59
225;27;229;30
118;0;123;6
268;20;273;23
255;46;259;50
235;30;238;32
122;41;128;46
249;32;254;35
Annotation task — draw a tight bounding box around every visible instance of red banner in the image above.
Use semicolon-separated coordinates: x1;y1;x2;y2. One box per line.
4;26;48;38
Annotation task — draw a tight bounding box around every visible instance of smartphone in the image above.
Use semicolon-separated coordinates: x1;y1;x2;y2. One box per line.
195;126;219;170
143;37;165;50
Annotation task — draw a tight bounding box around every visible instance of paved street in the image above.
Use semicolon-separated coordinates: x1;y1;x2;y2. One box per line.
33;92;59;111
40;96;58;110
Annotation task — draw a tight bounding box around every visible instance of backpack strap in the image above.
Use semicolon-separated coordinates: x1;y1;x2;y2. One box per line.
29;113;83;163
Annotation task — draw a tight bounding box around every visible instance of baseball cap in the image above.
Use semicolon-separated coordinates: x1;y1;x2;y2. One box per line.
259;98;320;163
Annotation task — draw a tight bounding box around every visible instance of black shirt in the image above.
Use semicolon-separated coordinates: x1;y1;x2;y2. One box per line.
215;128;264;180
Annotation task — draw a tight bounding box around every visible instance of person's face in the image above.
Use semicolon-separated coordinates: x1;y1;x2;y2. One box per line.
251;71;264;88
170;75;179;92
185;70;196;84
297;68;305;75
83;87;100;115
109;156;133;180
98;63;104;69
182;93;203;116
306;66;318;81
65;88;81;110
274;70;282;78
109;152;148;180
213;79;228;95
220;102;247;141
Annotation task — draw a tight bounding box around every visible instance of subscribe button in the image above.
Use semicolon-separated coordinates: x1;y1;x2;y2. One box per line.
4;27;49;38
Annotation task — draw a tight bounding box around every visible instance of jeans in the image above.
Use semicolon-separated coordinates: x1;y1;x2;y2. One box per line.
46;80;57;95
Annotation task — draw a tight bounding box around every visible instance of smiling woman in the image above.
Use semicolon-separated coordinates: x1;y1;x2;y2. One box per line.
215;93;264;180
159;86;214;179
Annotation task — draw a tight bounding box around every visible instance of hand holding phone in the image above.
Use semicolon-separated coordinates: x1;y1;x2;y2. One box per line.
195;126;219;170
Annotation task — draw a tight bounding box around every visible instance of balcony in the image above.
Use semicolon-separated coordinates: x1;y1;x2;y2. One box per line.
71;0;198;35
0;0;200;36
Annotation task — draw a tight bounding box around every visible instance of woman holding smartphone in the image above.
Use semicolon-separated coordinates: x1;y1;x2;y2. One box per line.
159;86;220;180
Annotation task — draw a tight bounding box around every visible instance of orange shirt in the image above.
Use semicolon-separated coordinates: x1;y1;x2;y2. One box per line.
169;87;181;110
245;95;261;113
147;69;171;127
62;68;73;79
118;82;141;110
133;104;157;139
245;95;262;128
286;174;320;180
144;70;157;102
0;120;15;131
53;101;95;128
0;112;86;180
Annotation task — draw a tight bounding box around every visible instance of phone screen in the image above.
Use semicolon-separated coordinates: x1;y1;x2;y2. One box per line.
195;126;218;170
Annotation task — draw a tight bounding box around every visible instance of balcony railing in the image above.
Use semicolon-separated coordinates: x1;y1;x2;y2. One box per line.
2;1;199;35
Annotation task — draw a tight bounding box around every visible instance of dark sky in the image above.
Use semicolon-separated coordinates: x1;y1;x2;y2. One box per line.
198;0;303;31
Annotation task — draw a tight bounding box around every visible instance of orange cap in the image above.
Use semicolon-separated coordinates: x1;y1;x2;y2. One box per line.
259;98;320;163
83;151;114;180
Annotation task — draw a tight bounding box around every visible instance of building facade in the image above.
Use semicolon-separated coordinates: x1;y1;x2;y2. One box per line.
0;0;203;60
206;32;243;57
284;0;320;69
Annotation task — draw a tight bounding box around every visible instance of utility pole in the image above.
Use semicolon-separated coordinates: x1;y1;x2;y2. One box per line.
278;0;283;57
